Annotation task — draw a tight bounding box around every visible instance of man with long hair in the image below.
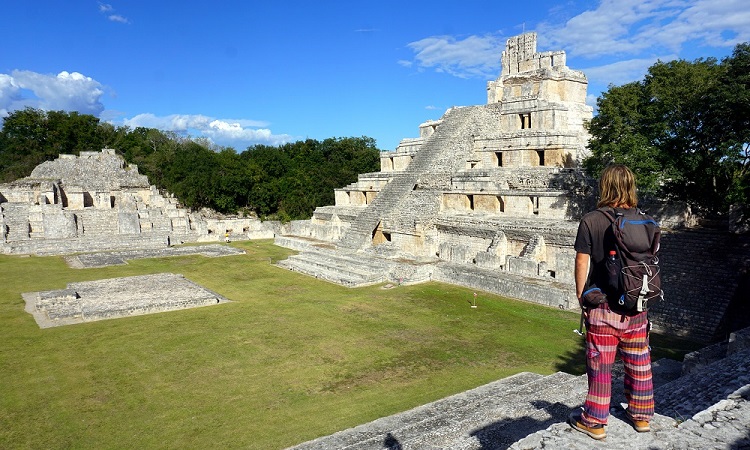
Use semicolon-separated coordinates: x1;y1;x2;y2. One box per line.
569;164;654;440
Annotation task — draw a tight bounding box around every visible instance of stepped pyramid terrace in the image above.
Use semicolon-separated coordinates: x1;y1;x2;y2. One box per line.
0;149;276;255
275;32;596;309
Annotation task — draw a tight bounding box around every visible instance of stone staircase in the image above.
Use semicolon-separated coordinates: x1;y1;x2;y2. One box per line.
277;105;503;284
1;203;32;241
276;247;397;287
288;327;750;450
76;209;119;235
336;105;490;251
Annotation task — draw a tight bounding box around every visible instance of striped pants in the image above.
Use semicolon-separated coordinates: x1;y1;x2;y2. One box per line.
581;305;654;426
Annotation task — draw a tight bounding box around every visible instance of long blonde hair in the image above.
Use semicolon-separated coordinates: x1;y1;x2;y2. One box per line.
597;164;638;208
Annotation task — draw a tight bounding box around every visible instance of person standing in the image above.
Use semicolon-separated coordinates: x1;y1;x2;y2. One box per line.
569;164;654;440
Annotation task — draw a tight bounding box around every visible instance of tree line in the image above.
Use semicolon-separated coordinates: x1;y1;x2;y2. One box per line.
2;43;747;219
584;42;749;216
0;109;381;220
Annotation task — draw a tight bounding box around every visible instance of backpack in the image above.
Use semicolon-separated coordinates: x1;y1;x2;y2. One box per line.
599;207;663;312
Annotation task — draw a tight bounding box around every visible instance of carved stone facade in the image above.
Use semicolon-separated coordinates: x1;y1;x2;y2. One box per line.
276;33;595;308
0;149;276;255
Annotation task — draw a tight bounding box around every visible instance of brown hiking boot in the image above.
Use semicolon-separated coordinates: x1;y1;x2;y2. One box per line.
626;413;651;432
568;411;606;440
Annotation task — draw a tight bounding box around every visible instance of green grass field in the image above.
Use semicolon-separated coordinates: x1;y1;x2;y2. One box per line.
0;241;700;449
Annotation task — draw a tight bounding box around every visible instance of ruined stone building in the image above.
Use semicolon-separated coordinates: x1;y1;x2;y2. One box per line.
275;32;595;309
0;149;275;255
275;33;748;343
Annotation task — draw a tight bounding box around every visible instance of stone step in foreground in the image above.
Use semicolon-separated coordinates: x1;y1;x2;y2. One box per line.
287;371;588;450
510;384;750;450
286;335;750;450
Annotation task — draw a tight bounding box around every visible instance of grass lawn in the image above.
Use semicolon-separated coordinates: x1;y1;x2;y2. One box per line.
0;240;700;449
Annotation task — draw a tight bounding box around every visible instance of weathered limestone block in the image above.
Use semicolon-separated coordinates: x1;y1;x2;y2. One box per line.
474;194;503;214
65;187;85;210
393;155;413;171
442;193;471;212
504;196;535;216
349;191;367;206
118;211;141;234
507;256;539;276
334;190;350;206
42;208;78;239
537;196;568;219
475;252;502;269
521;235;546;262
554;247;576;283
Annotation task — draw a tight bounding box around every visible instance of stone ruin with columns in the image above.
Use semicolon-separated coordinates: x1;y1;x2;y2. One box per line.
275;32;598;310
0;149;276;255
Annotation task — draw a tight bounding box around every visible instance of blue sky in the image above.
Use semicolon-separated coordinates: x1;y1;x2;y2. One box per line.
1;1;749;151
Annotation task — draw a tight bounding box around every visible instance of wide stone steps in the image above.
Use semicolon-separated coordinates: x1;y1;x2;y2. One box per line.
276;249;395;287
335;106;481;251
508;330;750;449
1;203;32;241
654;346;750;419
288;371;587;450
5;233;169;256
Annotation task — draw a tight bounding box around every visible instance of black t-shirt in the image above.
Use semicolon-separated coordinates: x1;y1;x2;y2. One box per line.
574;208;618;294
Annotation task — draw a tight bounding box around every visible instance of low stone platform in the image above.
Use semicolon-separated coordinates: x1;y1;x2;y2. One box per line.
23;273;229;328
64;244;245;268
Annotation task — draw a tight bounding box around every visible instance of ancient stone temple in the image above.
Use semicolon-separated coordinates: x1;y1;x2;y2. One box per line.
275;32;595;309
0;149;274;255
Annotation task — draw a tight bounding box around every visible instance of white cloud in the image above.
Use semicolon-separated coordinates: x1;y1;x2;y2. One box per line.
124;113;293;148
0;74;22;117
0;69;289;149
542;0;750;59
403;0;750;81
583;55;674;87
98;2;129;24
108;14;130;24
403;33;504;79
0;70;105;116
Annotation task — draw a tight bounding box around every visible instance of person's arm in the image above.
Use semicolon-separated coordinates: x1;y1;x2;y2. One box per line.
575;252;590;306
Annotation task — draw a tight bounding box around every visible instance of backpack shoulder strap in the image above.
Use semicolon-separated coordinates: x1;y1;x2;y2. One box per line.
597;207;617;223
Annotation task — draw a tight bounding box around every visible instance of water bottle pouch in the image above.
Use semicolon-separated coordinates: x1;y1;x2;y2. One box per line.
582;288;607;309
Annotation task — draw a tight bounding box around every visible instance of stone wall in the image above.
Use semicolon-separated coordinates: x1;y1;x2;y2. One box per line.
650;228;750;342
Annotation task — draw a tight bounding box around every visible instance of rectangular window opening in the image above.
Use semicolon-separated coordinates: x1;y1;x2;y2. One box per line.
519;113;532;129
531;196;539;215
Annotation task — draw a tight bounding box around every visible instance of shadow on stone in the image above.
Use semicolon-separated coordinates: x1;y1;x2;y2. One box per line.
382;432;402;450
470;400;571;450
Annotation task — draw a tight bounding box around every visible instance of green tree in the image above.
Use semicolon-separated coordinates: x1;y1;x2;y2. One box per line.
0;108;102;182
584;44;749;214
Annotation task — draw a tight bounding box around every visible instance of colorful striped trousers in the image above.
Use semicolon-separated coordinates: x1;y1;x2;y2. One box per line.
581;305;654;426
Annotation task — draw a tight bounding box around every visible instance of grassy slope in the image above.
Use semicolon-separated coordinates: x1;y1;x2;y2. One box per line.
0;241;699;449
